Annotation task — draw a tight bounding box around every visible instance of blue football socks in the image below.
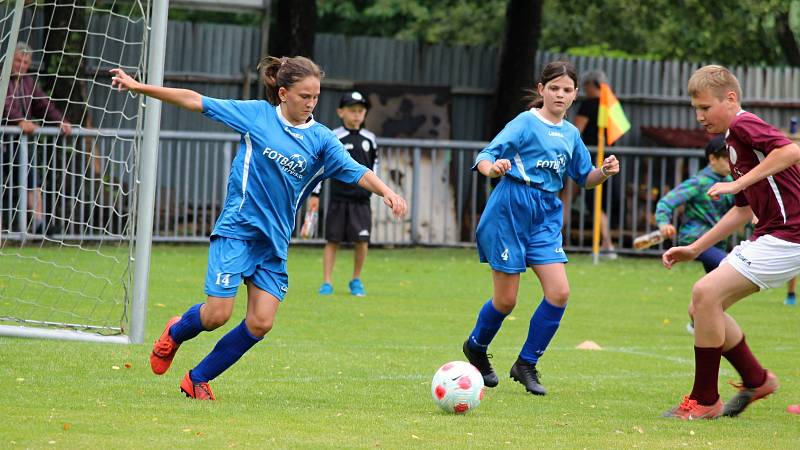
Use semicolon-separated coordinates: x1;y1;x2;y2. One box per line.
519;298;566;363
169;303;205;344
467;299;509;352
190;320;262;383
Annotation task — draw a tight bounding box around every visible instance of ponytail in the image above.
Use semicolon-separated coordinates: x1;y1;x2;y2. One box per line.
257;55;324;106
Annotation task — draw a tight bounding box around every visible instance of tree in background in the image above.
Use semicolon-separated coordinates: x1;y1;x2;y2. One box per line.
315;0;800;67
42;0;88;126
490;0;543;137
317;0;506;46
540;0;800;66
776;2;800;67
271;0;317;57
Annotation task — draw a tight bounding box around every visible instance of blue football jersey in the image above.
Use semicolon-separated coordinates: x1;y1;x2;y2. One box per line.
474;108;594;192
202;97;368;259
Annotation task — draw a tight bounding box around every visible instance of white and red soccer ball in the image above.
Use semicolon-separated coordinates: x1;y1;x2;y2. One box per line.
430;361;484;414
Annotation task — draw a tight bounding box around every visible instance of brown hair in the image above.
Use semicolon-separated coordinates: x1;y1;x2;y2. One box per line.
687;65;741;102
257;55;324;105
527;61;578;108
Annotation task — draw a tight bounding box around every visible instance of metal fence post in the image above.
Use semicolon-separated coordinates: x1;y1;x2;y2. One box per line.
16;134;28;234
410;146;421;244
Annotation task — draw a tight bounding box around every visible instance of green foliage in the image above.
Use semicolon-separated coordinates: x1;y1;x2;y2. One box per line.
2;246;800;448
563;43;659;61
317;0;506;46
541;0;800;65
168;8;261;26
315;0;800;65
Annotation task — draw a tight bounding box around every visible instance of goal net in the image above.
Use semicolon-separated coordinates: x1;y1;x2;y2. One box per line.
0;0;166;343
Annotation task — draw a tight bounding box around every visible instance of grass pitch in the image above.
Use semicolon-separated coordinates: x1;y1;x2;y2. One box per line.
1;246;799;448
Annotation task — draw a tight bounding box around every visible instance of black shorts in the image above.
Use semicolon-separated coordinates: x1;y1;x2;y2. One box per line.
324;201;371;243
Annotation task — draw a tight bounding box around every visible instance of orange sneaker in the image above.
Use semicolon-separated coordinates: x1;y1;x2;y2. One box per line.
787;404;800;415
721;371;779;417
180;372;216;400
663;395;722;420
150;316;181;375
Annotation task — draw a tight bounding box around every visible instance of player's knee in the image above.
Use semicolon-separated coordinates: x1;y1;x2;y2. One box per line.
202;308;232;330
544;288;570;305
493;296;517;313
691;280;717;310
247;317;274;338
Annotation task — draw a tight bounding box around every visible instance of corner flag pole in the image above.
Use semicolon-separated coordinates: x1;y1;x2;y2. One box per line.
592;130;605;265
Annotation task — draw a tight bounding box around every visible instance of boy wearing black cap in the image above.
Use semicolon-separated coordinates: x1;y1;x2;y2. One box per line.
304;91;378;296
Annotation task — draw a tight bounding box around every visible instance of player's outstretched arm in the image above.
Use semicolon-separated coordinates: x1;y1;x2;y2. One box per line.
662;205;752;269
357;170;407;218
110;68;203;112
708;143;800;199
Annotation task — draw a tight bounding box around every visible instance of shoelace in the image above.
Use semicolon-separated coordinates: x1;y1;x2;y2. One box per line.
679;395;698;411
196;383;214;399
473;352;493;373
517;362;541;382
153;339;175;357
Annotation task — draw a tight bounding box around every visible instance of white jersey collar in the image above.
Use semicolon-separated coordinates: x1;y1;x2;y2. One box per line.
276;105;316;129
530;108;563;127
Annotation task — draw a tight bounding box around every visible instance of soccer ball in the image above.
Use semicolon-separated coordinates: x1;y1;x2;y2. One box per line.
430;361;484;414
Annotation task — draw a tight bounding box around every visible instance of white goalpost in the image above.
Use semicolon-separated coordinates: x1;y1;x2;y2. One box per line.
0;0;168;344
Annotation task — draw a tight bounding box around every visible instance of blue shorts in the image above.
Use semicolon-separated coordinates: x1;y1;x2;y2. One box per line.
204;236;289;300
476;179;567;273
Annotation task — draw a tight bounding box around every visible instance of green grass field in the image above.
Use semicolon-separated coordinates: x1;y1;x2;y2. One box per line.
1;246;799;448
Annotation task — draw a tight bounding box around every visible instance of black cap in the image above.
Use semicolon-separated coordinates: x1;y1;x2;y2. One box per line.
339;91;370;109
704;135;727;159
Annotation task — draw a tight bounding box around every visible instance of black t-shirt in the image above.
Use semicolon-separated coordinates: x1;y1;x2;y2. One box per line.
575;98;599;145
323;126;379;204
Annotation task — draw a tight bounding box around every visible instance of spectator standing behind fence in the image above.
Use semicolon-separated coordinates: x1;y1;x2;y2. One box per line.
2;42;72;235
303;91;378;297
560;70;616;258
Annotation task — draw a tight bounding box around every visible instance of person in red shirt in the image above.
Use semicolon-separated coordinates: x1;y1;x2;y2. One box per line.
2;42;72;235
662;64;800;420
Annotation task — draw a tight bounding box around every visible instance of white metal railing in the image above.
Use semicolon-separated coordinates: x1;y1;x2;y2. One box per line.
3;126;742;255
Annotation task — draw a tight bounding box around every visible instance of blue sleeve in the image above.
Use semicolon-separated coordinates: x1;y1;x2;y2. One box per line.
201;96;264;135
322;134;369;184
472;120;521;170
567;136;594;187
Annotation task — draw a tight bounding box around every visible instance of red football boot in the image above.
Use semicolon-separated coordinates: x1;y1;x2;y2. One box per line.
180;372;216;400
663;395;722;420
150;316;181;375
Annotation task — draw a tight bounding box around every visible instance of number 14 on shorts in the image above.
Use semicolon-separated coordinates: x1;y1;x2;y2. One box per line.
215;272;231;287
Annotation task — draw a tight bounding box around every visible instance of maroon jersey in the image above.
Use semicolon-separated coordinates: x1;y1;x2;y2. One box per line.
726;110;800;243
2;74;64;124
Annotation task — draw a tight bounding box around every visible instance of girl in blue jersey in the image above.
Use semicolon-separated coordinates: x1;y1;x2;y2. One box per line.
110;56;406;400
461;61;619;396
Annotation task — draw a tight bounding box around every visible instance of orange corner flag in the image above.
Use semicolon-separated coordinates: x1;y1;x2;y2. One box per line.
597;83;630;145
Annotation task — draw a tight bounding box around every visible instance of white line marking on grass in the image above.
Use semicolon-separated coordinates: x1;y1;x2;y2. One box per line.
603;347;734;376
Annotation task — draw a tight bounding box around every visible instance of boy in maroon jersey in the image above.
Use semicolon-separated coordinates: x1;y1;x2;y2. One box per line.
662;65;800;420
